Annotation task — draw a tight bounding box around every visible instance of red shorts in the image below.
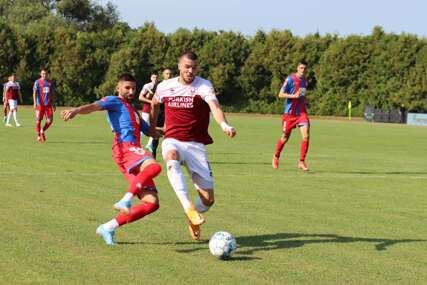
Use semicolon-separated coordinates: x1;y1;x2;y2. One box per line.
112;142;153;183
281;114;310;135
36;105;54;120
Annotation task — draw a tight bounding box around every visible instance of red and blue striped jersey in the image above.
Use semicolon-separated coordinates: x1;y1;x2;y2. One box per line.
34;79;54;106
282;74;308;116
96;96;149;146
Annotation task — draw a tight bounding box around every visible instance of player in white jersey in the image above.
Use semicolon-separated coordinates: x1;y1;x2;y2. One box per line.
150;51;236;240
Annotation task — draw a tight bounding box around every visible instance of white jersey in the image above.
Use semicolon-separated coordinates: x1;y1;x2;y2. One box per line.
155;76;218;145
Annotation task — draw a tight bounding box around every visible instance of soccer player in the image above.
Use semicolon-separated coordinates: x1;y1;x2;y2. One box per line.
150;51;236;240
150;68;173;158
2;80;9;123
61;73;162;246
3;74;22;127
139;73;159;151
33;69;55;143
272;60;310;171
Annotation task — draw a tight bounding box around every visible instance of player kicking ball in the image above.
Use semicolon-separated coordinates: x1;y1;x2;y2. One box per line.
150;51;236;240
273;60;311;171
61;73;162;245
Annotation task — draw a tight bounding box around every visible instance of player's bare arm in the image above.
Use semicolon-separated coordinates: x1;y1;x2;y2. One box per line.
32;90;36;109
139;90;153;103
207;99;236;138
278;89;300;99
61;102;103;121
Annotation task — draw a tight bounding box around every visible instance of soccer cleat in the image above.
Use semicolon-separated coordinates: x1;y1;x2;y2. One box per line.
185;206;205;226
187;219;201;240
298;161;309;171
113;200;131;215
272;155;279;169
5;123;12;127
16;123;21;127
96;225;117;246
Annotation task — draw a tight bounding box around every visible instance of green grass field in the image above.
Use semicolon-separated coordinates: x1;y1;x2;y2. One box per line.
1;108;426;285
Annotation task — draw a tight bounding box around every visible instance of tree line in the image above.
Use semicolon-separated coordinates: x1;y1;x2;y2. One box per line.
1;0;426;115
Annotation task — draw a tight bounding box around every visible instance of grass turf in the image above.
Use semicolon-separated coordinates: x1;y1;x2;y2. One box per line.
1;108;426;285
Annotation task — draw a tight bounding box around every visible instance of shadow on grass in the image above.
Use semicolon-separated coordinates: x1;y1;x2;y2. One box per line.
210;161;271;165
312;170;427;175
47;141;110;145
235;232;426;254
160;232;426;260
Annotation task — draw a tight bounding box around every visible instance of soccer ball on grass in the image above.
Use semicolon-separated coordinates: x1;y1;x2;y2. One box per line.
208;231;237;259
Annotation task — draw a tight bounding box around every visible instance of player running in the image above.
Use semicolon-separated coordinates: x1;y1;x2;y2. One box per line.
33;69;55;143
150;51;236;241
272;60;310;171
3;74;23;127
61;73;162;246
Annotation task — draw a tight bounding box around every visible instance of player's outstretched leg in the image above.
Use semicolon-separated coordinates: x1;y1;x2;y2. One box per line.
98;193;159;245
113;162;162;214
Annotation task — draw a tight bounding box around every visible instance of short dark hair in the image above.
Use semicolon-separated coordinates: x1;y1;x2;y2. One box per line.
180;51;198;61
298;59;308;66
118;73;136;82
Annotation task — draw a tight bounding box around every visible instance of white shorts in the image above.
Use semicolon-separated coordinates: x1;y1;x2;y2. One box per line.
141;112;150;126
8;99;17;109
162;138;213;190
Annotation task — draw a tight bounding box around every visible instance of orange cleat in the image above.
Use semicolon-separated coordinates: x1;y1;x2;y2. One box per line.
187;220;201;240
298;161;309;171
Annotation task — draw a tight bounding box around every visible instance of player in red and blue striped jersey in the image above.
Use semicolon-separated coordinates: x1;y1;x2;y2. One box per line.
61;73;162;246
272;60;310;171
33;69;55;143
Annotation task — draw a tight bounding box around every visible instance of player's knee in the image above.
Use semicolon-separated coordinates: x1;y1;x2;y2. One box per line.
165;150;179;161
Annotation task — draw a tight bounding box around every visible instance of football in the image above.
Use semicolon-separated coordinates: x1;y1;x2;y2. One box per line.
208;231;237;259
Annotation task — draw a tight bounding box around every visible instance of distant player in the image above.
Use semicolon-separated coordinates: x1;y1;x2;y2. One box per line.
3;74;22;127
139;73;159;151
2;80;9;123
272;60;310;171
150;68;173;158
61;73;162;246
33;69;55;143
151;51;236;240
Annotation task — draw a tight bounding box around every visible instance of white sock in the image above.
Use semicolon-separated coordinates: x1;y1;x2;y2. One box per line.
6;111;12;124
120;192;133;202
195;196;211;213
103;219;119;232
12;111;19;124
166;160;191;211
146;137;153;147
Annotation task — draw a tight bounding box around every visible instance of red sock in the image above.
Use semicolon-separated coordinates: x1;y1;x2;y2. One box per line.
274;138;286;158
128;163;162;195
300;139;309;161
115;202;159;226
36;121;41;134
43;121;52;132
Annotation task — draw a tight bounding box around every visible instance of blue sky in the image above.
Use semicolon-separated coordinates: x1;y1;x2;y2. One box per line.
98;0;427;37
